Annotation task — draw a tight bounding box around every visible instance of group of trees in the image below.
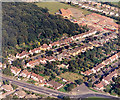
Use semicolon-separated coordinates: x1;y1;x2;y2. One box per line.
67;38;119;73
2;2;88;57
64;83;77;92
104;76;120;96
2;67;13;76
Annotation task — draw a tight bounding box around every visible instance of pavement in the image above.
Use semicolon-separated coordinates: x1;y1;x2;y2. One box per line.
70;83;96;95
1;89;16;98
0;75;119;99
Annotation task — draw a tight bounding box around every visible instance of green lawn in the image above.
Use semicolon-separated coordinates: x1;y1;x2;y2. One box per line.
60;72;83;82
88;88;98;92
58;85;68;92
86;97;112;100
97;0;119;2
35;2;72;14
111;2;119;6
78;7;92;15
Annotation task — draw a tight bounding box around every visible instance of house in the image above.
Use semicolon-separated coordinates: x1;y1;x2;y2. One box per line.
38;57;47;64
47;80;63;90
40;44;50;50
26;60;40;68
97;3;101;6
29;47;41;55
46;56;56;62
109;53;118;62
81;70;92;76
19;70;31;78
102;58;111;65
16;51;29;59
90;41;100;47
59;8;73;19
94;82;104;90
106;5;111;9
102;4;106;8
14;89;26;98
102;70;118;85
0;81;2;87
10;66;21;76
109;12;114;16
69;45;88;56
115;13;119;17
111;6;115;10
57;53;64;61
31;73;45;83
1;84;13;92
92;63;105;73
25;94;37;98
57;64;69;69
50;41;60;47
0;62;2;68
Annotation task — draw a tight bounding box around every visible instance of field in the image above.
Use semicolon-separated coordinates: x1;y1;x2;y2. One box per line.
97;0;119;2
60;72;83;82
111;2;120;6
85;97;111;100
35;2;91;15
35;2;72;14
58;85;68;92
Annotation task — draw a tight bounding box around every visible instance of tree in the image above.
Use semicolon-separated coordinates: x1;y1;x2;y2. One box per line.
2;2;89;58
88;82;92;87
46;50;53;56
3;67;13;76
75;79;83;85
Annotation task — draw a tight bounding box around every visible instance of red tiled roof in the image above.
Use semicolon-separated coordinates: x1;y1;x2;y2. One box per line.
103;58;111;64
31;47;40;53
51;41;59;46
28;60;39;66
110;54;118;61
21;70;31;76
95;82;103;88
84;70;92;75
31;73;44;80
46;56;56;61
103;70;117;81
41;44;49;49
94;63;104;70
11;66;21;72
60;8;73;17
17;51;29;57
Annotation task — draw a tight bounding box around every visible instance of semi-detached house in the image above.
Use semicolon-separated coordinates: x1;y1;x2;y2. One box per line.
16;51;29;59
10;66;21;76
30;73;45;83
19;70;31;78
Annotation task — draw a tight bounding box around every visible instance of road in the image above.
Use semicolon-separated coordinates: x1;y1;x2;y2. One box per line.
1;75;119;99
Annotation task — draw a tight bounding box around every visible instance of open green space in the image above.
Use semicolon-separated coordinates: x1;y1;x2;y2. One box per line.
60;72;83;82
35;2;72;14
85;97;112;100
36;2;91;15
58;85;68;92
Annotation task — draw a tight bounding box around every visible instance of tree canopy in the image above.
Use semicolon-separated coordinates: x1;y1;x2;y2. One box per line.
2;2;88;57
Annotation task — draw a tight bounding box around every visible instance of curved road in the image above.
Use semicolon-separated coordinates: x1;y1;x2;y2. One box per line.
1;76;119;99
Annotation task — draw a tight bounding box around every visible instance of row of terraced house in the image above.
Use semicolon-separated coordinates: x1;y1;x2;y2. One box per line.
10;67;63;89
81;52;120;76
24;31;117;68
15;26;96;59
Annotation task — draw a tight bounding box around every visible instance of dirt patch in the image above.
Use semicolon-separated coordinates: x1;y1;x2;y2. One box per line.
68;8;84;20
